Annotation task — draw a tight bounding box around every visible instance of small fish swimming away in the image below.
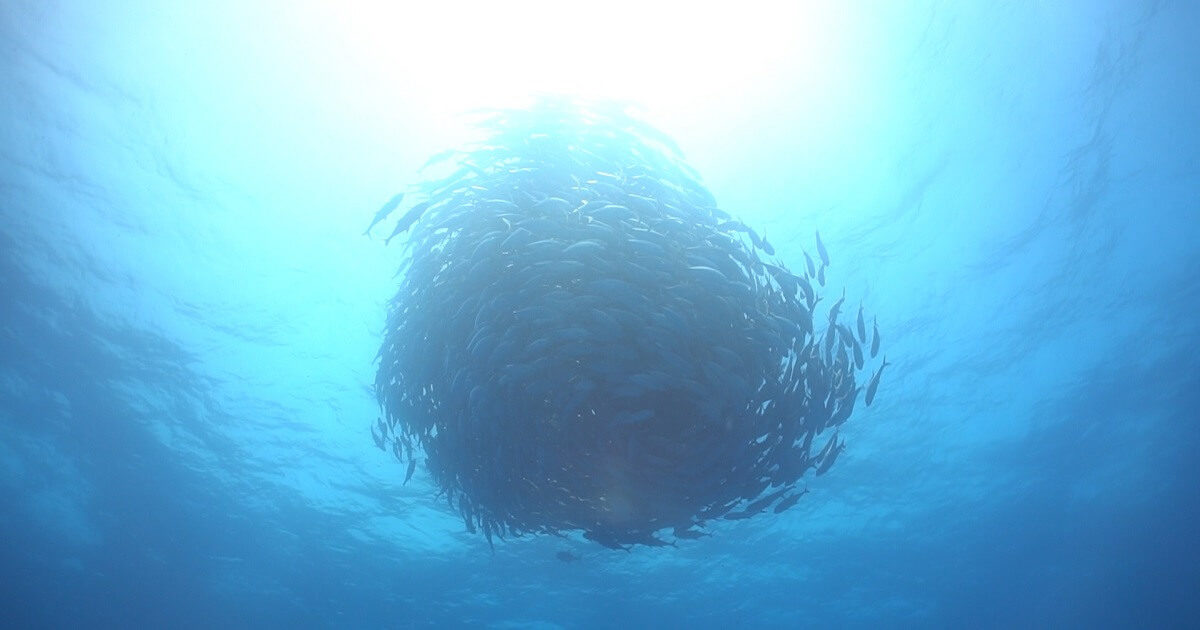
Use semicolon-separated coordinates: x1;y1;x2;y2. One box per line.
372;98;888;549
865;357;891;406
363;193;404;236
871;316;881;358
555;550;580;563
815;230;830;267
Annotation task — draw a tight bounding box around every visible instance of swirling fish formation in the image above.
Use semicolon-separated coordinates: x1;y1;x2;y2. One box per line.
372;99;885;550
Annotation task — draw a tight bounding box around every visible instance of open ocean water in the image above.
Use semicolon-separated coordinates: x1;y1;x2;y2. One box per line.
2;1;1198;628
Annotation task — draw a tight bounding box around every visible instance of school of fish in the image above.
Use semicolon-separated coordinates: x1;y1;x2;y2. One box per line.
370;99;887;550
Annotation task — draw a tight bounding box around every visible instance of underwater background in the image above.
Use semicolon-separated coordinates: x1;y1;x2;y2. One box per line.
2;1;1198;627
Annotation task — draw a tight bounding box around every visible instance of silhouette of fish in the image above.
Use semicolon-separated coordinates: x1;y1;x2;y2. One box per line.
865;357;891;406
384;201;433;245
364;193;404;236
871;317;881;358
815;230;830;266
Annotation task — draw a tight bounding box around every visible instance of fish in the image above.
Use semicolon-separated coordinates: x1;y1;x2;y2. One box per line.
499;227;534;250
814;438;845;476
562;239;605;258
746;227;766;251
718;219;751;234
627;238;667;257
836;324;855;349
687;265;729;290
772;487;809;513
370;424;385;450
809;432;835;466
829;287;846;324
815;230;830;266
534;196;572;216
856;304;866;342
555;550;580;563
870;317;881;358
384;200;433;244
404;458;417;484
744;487;789;514
829;386;859;427
364;193;404;236
796;274;814;305
817;263;826;287
623;193;658;214
590;204;634;223
865;356;890;406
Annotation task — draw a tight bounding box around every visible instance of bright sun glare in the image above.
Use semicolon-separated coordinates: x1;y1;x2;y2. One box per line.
309;1;857;140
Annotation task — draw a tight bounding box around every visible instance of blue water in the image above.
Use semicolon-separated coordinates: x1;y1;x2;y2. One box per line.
2;2;1198;628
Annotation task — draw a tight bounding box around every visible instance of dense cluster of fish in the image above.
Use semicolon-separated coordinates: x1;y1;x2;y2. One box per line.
371;99;886;550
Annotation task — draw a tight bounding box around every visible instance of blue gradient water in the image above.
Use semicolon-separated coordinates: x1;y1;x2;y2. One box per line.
2;2;1197;627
